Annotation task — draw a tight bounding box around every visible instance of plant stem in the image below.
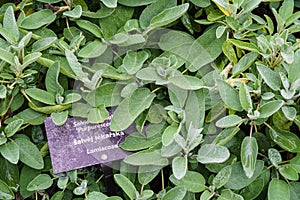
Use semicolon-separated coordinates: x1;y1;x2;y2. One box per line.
161;169;165;191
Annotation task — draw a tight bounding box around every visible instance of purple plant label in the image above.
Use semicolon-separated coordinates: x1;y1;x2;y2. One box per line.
44;113;130;174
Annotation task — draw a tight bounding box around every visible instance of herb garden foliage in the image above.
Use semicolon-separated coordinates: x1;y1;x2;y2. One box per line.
0;0;299;199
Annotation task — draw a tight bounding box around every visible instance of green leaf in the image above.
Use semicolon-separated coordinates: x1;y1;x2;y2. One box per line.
122;51;150;75
99;6;134;39
73;180;87;195
168;84;188;108
22;52;42;69
86;191;108;200
241;0;261;14
162;186;187;200
0;47;15;66
225;160;264;190
120;132;162;151
101;0;117;8
124;149;169;166
169;171;206;193
162;125;179;146
279;165;299;181
290;182;300;200
32;37;57;52
20;9;56;29
11;108;46;125
222;40;238;64
139;0;177;29
240;178;264;200
87;105;109;124
212;166;232;189
78;41;107;58
258;100;284;118
279;0;293;20
15;138;44;169
290;156;300;173
197;144;230;164
85;83;123;107
0;141;19;164
239;83;252;112
288;49;300;83
0;85;7;99
63;5;82;18
111;88;156;131
268;179;290;200
27;174;53;191
51;111;68;126
118;0;156;7
257;64;281;91
25;88;56;105
216;79;243;111
172;156;187;180
214;127;240;146
232;52;258;76
138;165;161;185
268;148;282;168
229;39;259;52
169;75;207;90
45;62;64;95
216;115;244;128
0;179;14;200
282;106;297;121
65;49;88;80
241;137;258;178
4;119;23;137
150;4;189;28
76;20;103;38
3;6;19;42
269;127;300;153
218;189;244;200
0;157;19;188
114;174;137;200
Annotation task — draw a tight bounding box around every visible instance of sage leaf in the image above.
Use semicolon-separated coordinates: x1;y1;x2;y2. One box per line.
111;88;156;131
212;166;232;189
124;149;169;166
268;148;282;168
25;88;56;105
225;160;264;190
269;127;300;153
20;9;56;29
139;0;177;29
197;144;230;164
169;75;207;90
239;83;252;112
216;79;243;111
150;4;189;29
78;41;107;58
258;100;284;118
279;165;299;181
114;174;137;200
22;52;42;69
0;141;19;164
172;156;187;180
169;171;206;193
118;0;156;7
216;115;244;128
240;178;264;200
32;37;57;52
268;179;290;200
232;52;258;76
15;138;44;169
87;105;109;124
65;49;88;80
27;174;53;191
76;20;103;38
241;137;258;178
51;111;68;126
45;62;64;95
0;47;15;66
162;186;187;200
162;125;179;146
63;5;82;18
120;132;161;151
257;64;281;91
122;51;150;75
101;0;117;8
4;119;23;137
3;6;19;42
229;39;259;52
0;179;14;200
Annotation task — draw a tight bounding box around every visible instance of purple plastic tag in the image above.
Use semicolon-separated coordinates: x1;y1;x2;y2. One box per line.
45;113;130;174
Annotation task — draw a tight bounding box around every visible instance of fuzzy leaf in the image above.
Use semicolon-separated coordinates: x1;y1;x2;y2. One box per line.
241;137;258;178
